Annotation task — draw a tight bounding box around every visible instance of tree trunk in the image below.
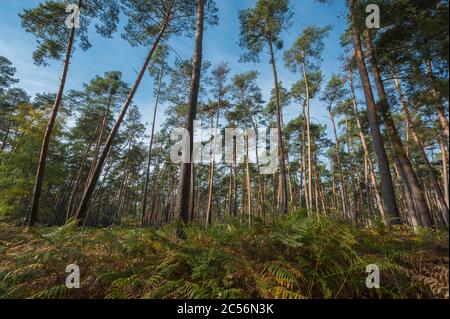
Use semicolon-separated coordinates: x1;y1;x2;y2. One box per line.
425;61;449;138
74;16;171;224
392;67;448;225
27;0;81;226
175;0;204;224
205;99;221;224
141;66;164;226
66;141;93;222
302;63;313;215
440;136;449;208
245;130;252;224
347;69;387;223
363;30;432;227
330;111;348;219
349;2;400;224
268;39;287;215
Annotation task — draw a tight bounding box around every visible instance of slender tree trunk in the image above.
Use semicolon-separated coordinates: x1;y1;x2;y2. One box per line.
86;94;112;185
440;136;449;207
302;63;313;215
175;0;204;224
349;3;400;224
299;122;306;209
392;67;448;225
206;102;221;224
74;16;171;224
268;39;287;215
347;70;387;223
228;162;233;215
394;160;419;230
245;129;252;224
66;141;93;221
425;61;449;137
364;31;432;227
330;111;348;219
232;142;237;217
27;0;81;226
141;66;164;226
189;162;196;222
344;114;360;219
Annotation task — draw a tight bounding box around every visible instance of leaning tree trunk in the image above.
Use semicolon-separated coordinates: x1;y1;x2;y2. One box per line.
391;67;448;225
85;93;113;186
74;16;171;225
349;1;401;225
141;66;164;226
27;0;81;226
363;30;432;228
175;0;205;224
268;39;287;215
425;61;449;138
66;141;93;222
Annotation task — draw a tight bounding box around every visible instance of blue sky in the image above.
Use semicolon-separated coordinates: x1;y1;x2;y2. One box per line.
0;0;348;139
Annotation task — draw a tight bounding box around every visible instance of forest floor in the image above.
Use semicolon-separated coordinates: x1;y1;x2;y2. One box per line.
0;212;448;299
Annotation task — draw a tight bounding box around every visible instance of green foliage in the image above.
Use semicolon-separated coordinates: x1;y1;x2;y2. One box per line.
238;0;293;62
0;213;447;299
19;0;120;65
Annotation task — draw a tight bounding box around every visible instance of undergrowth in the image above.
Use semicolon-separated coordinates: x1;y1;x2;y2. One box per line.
0;212;448;299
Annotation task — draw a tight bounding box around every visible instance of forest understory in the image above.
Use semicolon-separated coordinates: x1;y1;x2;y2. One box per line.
0;212;448;299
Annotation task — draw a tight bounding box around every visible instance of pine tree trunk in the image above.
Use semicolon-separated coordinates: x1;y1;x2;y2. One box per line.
425;61;449;137
206;102;221;224
440;136;449;208
245;130;252;224
86;93;113;185
330;111;348;219
27;0;81;226
302;63;313;215
347;69;387;223
268;40;287;215
74;16;171;224
349;1;401;224
66;141;93;222
392;67;448;225
363;30;432;227
175;0;204;224
141;67;164;226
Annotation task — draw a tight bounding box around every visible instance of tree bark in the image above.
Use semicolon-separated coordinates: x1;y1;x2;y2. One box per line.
302;63;313;215
27;0;81;226
425;61;449;138
175;0;204;224
268;39;287;215
392;67;448;225
440;136;449;208
347;68;387;223
349;1;401;225
74;15;171;224
330;111;348;219
141;66;164;226
363;30;432;227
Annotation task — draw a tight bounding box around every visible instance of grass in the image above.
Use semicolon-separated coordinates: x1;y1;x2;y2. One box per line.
0;211;448;299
